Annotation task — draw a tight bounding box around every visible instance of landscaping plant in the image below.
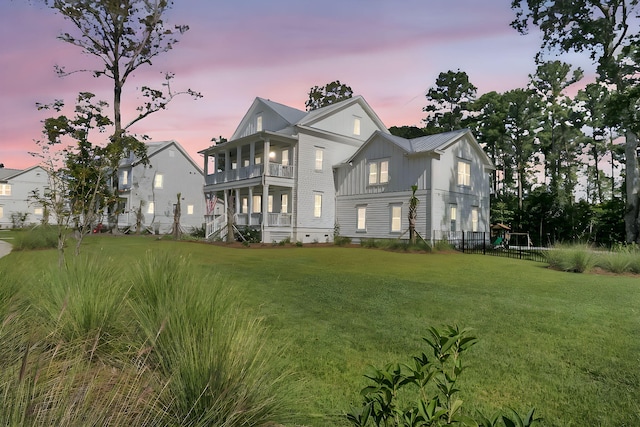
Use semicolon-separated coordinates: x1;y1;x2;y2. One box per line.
346;325;540;427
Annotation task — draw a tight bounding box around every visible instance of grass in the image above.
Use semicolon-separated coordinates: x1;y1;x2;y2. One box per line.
1;235;639;425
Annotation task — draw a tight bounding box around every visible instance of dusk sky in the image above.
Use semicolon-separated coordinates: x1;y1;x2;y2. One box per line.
1;1;596;170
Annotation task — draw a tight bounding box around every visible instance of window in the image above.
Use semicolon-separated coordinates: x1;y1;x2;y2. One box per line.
281;149;289;166
472;207;479;232
34;207;43;216
0;206;3;218
268;195;273;213
255;156;262;165
391;205;402;232
368;162;378;185
281;194;288;213
242;197;248;213
187;205;194;215
450;205;457;232
256;114;263;132
357;206;366;231
154;173;163;189
252;195;261;213
0;184;11;196
353;117;361;135
314;194;322;218
121;170;129;186
457;161;470;186
315;149;323;171
379;160;389;183
368;160;389;185
147;201;155;214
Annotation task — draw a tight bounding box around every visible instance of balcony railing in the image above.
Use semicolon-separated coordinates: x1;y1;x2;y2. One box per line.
205;162;293;185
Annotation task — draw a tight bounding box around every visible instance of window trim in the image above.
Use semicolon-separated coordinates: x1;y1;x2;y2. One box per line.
472;207;479;232
368;159;389;186
0;184;11;196
450;205;457;232
457;160;471;187
353;116;361;136
281;194;288;213
390;204;402;233
356;205;367;232
315;148;324;172
313;193;322;218
154;173;163;189
147;201;155;215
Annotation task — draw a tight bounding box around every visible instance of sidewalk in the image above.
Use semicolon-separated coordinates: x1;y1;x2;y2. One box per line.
0;240;11;258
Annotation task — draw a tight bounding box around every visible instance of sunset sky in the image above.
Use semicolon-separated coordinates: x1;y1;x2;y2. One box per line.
1;1;595;170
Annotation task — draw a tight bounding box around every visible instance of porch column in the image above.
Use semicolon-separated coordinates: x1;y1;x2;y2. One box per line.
263;139;270;176
250;141;255;166
203;153;208;176
236;145;242;180
248;187;254;225
262;183;270;226
224;150;230;174
234;188;240;214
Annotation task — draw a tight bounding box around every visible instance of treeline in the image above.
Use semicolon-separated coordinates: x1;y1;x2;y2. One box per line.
390;63;626;247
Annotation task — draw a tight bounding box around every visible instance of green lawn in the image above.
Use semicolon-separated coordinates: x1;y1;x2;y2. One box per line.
2;236;639;426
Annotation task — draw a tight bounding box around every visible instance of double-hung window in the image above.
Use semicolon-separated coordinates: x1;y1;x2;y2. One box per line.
154;173;163;189
314;194;322;217
457;160;470;187
0;184;11;196
391;205;402;233
368;160;389;185
315;148;324;171
357;206;366;231
450;205;457;232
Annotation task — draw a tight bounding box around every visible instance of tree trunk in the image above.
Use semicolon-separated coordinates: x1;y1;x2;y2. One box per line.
624;131;640;243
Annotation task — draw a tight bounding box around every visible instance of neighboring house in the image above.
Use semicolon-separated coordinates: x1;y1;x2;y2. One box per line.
334;129;494;241
0;166;50;228
116;140;205;234
200;96;493;243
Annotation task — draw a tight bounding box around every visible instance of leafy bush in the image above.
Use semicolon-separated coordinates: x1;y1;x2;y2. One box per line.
346;325;540;427
12;225;60;251
334;235;352;246
237;226;261;243
189;224;206;238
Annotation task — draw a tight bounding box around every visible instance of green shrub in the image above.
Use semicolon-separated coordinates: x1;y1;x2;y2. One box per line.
189;224;206;238
237;226;261;243
596;251;633;274
346;325;540;427
432;239;453;252
12;226;60;251
334;235;352;246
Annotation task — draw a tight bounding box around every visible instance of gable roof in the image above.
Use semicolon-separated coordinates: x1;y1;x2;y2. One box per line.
297;95;389;133
345;128;494;168
127;140;203;173
0;166;46;182
228;95;389;142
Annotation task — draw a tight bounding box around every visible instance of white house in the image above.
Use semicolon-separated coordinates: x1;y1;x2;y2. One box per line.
334;129;494;241
200;96;493;243
115;140;205;234
0;165;50;228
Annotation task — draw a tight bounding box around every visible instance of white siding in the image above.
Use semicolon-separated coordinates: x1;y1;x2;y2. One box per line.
0;167;50;228
307;104;380;142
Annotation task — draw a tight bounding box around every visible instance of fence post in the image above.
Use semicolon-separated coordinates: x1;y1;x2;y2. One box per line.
483;231;486;255
462;231;465;253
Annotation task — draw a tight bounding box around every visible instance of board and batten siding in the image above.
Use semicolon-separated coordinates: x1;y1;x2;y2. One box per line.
335;136;432;197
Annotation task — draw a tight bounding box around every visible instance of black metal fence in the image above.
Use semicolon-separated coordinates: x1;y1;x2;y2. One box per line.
435;231;548;263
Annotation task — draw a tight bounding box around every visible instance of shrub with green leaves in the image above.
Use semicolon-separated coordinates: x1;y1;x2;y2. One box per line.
346;325;540;427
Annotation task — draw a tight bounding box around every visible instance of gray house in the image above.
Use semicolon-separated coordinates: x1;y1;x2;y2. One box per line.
200;96;493;243
200;95;388;243
334;129;494;242
116;140;205;234
0;165;49;228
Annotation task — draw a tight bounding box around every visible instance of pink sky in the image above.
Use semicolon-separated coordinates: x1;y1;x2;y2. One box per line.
0;1;596;170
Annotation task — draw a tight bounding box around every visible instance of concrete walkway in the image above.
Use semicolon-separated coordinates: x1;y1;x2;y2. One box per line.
0;240;12;258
